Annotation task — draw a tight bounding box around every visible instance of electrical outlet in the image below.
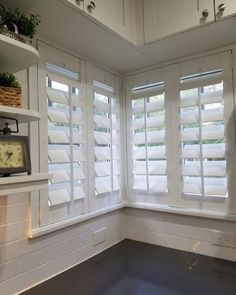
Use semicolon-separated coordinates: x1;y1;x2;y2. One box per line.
93;227;107;246
211;230;236;248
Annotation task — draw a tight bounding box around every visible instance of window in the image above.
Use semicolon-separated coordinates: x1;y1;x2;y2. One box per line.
131;82;167;193
32;43;122;230
87;65;122;211
180;70;226;198
47;64;86;206
32;44;236;234
37;45;90;226
126;52;236;213
93;81;120;196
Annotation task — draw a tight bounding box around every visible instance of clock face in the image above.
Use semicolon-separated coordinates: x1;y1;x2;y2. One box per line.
0;141;25;168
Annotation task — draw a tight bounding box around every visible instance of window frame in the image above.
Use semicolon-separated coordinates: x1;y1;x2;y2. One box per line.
37;42;89;227
86;63;123;212
126;67;174;206
30;42;123;233
126;51;236;214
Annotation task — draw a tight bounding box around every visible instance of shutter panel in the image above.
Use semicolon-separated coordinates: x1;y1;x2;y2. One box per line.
131;81;167;193
180;69;227;197
47;65;86;207
93;81;120;196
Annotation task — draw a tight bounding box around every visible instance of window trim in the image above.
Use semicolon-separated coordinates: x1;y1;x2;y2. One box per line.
126;51;236;214
30;42;123;234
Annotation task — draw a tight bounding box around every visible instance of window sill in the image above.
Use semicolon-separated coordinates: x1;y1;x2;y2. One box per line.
30;200;236;238
125;201;236;222
29;202;125;238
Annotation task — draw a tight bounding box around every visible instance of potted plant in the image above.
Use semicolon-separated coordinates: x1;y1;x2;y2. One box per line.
0;73;21;108
0;4;40;43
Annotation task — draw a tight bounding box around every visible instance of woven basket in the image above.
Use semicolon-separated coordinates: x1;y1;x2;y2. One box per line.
0;86;22;108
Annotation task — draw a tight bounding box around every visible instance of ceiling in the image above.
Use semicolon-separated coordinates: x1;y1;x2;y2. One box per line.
2;0;236;73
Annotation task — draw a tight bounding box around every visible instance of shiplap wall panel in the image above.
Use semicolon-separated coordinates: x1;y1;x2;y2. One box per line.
126;208;236;262
0;194;126;295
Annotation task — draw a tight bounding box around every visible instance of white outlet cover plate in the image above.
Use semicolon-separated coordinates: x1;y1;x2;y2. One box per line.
211;230;236;248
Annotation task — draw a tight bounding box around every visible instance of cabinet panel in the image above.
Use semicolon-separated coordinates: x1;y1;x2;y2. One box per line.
144;0;214;43
64;0;84;12
84;0;132;41
215;0;236;19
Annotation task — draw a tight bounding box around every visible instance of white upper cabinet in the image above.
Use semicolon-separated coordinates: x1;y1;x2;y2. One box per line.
143;0;214;43
64;0;133;42
84;0;133;41
215;0;236;19
66;0;84;11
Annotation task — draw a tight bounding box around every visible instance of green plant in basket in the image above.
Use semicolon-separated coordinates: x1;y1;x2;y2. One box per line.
0;4;40;39
0;73;21;89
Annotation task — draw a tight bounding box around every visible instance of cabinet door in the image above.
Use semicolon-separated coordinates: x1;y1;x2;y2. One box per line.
143;0;214;43
84;0;132;41
64;0;84;12
215;0;236;19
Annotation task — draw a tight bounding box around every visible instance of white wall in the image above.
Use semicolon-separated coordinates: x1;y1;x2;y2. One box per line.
126;207;236;262
0;193;126;295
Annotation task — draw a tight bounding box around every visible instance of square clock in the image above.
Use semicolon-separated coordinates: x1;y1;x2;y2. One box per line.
0;134;31;177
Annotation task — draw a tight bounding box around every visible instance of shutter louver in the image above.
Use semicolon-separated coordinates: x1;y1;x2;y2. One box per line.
131;82;167;193
180;70;227;197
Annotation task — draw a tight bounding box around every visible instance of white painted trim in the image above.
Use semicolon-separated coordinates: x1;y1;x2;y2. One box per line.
30;202;125;238
30;199;236;239
125;43;236;76
125;201;236;221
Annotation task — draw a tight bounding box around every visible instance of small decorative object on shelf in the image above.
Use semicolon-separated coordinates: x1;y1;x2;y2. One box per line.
0;117;31;177
0;72;21;108
0;22;26;43
0;4;40;44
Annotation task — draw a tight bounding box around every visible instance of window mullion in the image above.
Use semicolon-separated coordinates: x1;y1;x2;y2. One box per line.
198;87;205;198
144;96;149;193
109;96;114;192
69;84;74;203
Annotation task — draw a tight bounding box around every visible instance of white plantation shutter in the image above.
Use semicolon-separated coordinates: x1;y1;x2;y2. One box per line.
47;64;86;206
180;69;227;197
130;82;167;193
125;51;236;214
35;43;125;231
93;81;120;195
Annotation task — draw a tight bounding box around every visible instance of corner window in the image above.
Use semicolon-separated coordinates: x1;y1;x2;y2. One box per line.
126;52;236;213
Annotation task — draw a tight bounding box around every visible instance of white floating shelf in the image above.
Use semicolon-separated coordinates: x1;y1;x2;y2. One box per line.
0;173;52;196
0;106;41;123
0;34;39;73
